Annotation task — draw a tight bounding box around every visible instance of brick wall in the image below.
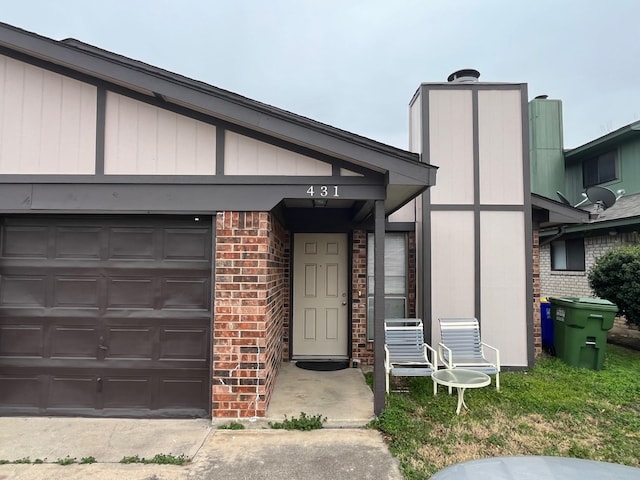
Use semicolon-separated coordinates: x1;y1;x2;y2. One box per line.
265;214;290;406
212;211;289;418
532;227;542;358
540;231;639;298
350;230;371;364
407;231;417;318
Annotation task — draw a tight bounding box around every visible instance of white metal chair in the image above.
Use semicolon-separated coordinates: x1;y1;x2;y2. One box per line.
384;318;438;395
438;317;500;391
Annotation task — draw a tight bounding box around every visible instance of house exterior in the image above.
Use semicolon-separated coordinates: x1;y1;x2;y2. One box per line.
0;24;538;420
530;97;640;300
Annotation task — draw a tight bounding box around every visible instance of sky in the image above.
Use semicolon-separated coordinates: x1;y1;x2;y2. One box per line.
2;1;639;150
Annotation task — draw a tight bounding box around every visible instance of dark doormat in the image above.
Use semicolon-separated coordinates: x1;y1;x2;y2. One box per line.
295;361;350;371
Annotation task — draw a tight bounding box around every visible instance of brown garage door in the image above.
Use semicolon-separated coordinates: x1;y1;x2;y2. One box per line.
0;216;212;418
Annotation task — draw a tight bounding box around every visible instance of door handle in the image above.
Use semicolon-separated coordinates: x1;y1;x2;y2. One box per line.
97;377;103;393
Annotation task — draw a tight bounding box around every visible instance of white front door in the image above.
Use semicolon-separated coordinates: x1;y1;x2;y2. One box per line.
292;233;348;359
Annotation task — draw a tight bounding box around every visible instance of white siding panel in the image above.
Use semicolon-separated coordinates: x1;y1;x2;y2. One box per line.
0;55;96;174
0;57;22;170
21;66;43;172
478;90;524;205
225;131;332;175
480;211;528;366
176;113;198;172
104;92;215;175
409;92;422;154
340;168;363;177
428;90;474;205
137;101;159;173
388;200;415;222
196;122;215;172
157;109;178;172
431;211;476;344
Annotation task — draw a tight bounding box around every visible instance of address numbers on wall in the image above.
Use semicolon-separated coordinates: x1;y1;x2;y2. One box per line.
306;186;340;197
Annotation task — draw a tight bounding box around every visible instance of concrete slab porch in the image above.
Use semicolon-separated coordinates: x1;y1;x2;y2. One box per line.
262;362;375;428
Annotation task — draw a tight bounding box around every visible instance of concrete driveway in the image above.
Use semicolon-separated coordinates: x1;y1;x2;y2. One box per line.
0;418;403;480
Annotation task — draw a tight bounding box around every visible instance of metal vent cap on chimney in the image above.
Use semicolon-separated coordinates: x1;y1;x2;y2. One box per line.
447;68;480;83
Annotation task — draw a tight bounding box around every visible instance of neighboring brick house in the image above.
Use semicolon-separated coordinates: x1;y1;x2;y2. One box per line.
0;25;545;419
531;194;589;356
530;97;640;301
540;231;640;298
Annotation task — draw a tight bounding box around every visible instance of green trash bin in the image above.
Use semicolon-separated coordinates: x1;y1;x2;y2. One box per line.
549;297;618;370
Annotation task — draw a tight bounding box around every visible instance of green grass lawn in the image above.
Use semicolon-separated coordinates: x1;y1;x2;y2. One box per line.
370;345;640;479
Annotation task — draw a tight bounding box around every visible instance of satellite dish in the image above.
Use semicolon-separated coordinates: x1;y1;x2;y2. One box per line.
556;191;571;206
585;186;617;210
557;190;588;208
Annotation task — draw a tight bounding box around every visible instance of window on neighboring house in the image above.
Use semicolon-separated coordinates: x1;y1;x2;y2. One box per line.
367;233;408;341
582;150;617;187
551;238;585;271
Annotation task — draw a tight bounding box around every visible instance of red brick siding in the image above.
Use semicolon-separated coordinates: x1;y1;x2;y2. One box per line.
212;211;289;418
532;227;542;358
407;231;416;318
265;215;289;392
350;230;372;365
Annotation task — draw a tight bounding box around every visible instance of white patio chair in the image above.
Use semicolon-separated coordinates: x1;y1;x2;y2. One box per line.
384;318;438;395
438;317;500;391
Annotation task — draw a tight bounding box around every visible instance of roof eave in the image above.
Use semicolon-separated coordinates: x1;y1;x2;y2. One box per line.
531;193;590;225
565;121;640;160
540;215;640;236
0;22;428;178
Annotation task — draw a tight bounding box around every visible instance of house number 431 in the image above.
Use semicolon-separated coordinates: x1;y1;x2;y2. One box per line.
306;186;339;197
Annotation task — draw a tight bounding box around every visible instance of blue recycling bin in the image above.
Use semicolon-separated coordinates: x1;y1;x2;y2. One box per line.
540;298;554;353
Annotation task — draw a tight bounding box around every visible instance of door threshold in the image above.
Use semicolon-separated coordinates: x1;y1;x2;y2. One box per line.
292;356;349;361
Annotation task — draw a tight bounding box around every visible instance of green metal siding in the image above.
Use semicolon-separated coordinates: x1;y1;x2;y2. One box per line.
564;137;640;200
529;99;565;198
564;161;584;203
617;139;640;194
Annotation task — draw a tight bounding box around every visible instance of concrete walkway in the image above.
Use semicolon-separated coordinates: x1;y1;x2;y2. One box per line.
0;419;402;480
0;364;400;479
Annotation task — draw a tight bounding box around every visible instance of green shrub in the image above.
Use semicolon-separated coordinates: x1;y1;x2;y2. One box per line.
588;244;640;327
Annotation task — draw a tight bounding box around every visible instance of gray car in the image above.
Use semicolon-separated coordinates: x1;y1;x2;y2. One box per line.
431;456;640;480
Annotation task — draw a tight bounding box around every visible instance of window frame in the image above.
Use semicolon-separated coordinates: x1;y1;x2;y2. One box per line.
582;150;618;188
366;232;409;342
550;238;585;272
